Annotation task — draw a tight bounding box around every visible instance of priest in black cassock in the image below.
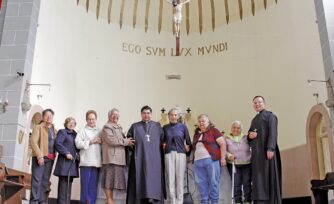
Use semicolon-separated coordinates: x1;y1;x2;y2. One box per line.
126;105;166;204
248;96;282;204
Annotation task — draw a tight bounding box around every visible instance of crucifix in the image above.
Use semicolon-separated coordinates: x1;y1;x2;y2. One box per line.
145;121;151;142
166;0;191;56
145;134;151;142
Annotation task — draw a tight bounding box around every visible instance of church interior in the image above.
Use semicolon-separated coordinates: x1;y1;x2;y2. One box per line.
0;0;334;203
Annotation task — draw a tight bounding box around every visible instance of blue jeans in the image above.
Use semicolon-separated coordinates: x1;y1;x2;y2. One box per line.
80;167;99;204
194;158;221;204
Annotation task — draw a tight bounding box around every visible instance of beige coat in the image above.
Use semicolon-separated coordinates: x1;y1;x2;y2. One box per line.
101;122;129;166
30;122;57;159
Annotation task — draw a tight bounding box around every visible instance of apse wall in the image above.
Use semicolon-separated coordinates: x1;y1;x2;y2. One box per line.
30;0;327;200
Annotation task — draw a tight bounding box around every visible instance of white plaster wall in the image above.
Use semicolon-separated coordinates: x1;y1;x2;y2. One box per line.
30;0;327;199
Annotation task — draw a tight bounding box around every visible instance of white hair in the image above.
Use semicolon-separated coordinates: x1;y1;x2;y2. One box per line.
197;114;214;126
108;108;119;118
231;120;243;130
197;114;209;120
168;107;180;116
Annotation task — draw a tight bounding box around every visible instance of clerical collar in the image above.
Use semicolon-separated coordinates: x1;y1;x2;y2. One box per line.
258;109;265;113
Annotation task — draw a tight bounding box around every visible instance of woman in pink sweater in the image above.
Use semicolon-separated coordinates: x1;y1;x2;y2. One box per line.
225;121;252;204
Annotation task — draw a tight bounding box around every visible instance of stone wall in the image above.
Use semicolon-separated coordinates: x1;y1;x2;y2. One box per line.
0;0;40;169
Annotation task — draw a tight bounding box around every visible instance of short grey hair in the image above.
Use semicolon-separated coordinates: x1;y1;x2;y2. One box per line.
168;108;180;116
197;114;214;126
108;108;119;118
231;120;243;130
197;114;209;120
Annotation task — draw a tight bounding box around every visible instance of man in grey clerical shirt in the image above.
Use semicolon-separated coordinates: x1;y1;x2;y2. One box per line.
126;105;166;204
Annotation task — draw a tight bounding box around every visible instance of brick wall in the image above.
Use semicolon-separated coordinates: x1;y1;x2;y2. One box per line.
0;0;40;169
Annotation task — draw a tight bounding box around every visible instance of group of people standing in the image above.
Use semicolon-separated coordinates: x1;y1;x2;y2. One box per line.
29;95;282;204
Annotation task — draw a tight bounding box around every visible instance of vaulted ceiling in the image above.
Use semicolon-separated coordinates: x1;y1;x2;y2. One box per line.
76;0;278;34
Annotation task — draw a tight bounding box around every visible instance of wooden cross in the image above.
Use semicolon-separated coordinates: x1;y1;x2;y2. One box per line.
176;34;180;56
175;0;180;56
0;0;3;14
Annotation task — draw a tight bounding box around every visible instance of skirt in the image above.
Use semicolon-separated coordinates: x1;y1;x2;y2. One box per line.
101;163;126;190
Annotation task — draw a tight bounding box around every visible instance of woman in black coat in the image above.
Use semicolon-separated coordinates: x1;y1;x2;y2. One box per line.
54;117;79;204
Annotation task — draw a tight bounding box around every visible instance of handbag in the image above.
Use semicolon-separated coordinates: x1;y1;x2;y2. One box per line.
183;168;194;204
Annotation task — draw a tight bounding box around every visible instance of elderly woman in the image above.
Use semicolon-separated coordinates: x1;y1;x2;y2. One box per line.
54;117;79;204
30;109;57;204
193;114;226;204
225;121;251;204
163;108;192;204
75;110;102;204
101;108;135;204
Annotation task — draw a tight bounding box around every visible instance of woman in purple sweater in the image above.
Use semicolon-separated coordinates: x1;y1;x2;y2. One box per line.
225;121;252;204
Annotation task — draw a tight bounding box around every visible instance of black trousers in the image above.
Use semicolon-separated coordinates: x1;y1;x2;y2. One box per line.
227;163;252;203
57;176;73;204
30;157;54;204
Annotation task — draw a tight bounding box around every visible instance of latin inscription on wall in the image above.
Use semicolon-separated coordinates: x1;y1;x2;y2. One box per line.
122;42;228;57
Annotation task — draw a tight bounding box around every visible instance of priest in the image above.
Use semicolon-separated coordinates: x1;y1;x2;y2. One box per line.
248;96;282;204
126;105;166;204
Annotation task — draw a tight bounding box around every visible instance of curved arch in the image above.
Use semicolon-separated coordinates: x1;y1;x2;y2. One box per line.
27;105;43;127
306;103;334;180
21;105;43;173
